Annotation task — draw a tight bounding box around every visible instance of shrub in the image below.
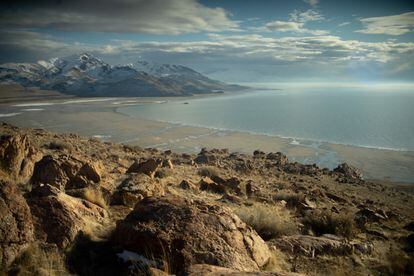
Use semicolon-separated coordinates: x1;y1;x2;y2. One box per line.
236;203;298;240
82;188;107;209
302;210;356;239
46;141;72;151
273;190;305;209
198;166;220;178
155;168;173;179
8;243;68;275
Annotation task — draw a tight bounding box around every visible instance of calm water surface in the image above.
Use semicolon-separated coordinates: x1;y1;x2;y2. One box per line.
118;87;414;151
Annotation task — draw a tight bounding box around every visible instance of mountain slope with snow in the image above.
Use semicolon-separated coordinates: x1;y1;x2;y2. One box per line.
0;53;243;97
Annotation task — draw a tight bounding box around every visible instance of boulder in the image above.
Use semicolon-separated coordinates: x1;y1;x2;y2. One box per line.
333;163;363;183
194;149;217;165
126;158;162;178
253;150;266;158
355;207;387;227
111;174;164;207
0;134;40;182
27;184;107;248
113;195;271;274
199;177;226;194
0;180;34;268
161;159;174;169
283;163;321;176
246;180;260;198
31;155;83;190
77;161;103;183
211;176;243;195
266;152;288;166
179;180;198;190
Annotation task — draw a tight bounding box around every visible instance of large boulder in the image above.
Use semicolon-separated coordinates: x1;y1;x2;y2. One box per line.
31;155;82;190
0;134;40;182
126;158;162;178
266;152;288;167
113;195;271;274
31;155;103;190
27;184;107;248
333;163;363;183
0;180;34;268
111;174;165;207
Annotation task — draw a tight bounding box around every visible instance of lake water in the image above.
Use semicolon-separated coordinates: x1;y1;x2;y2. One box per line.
119;86;414;152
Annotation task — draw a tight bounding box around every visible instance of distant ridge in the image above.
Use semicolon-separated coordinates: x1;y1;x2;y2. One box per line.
0;53;244;97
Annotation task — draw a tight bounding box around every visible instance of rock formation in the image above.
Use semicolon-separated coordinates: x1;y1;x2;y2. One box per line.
113;195;271;273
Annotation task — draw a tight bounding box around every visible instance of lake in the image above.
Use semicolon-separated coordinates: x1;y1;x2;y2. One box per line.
118;86;414;152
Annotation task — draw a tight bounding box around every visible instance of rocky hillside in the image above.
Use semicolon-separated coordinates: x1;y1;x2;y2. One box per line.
0;122;413;275
0;53;243;97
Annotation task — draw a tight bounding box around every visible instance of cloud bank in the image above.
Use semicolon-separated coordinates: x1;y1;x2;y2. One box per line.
356;12;414;35
0;0;239;34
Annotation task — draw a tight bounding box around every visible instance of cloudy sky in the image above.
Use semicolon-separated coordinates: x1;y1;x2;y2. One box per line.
0;0;413;83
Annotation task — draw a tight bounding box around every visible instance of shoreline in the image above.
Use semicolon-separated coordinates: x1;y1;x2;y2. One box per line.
1;88;413;183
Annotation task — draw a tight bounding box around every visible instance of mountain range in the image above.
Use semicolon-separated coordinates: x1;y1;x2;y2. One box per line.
0;53;243;97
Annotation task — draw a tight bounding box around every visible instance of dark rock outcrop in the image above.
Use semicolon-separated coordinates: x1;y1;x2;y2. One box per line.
27;184;107;248
126;158;162;178
0;134;40;182
31;155;83;190
113;195;271;273
111;174;165;207
333;163;363;183
0;180;34;268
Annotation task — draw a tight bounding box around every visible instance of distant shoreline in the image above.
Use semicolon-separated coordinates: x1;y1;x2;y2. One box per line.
1;85;413;183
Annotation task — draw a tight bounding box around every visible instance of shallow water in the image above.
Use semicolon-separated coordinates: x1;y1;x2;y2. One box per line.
119;87;414;152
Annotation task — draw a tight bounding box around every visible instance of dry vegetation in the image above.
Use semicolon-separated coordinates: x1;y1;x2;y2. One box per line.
235;203;298;240
8;243;69;276
197;166;221;178
302;210;357;239
81;188;108;209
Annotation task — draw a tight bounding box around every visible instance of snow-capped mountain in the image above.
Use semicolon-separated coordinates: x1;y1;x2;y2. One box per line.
0;53;242;97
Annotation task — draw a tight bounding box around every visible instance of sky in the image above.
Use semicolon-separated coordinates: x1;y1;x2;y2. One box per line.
0;0;413;83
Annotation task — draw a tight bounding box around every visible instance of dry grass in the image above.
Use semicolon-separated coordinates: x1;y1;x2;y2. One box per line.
386;249;414;275
155;168;173;179
235;203;298;240
8;243;69;276
82;188;108;209
263;248;291;273
302;210;356;239
198;166;221;178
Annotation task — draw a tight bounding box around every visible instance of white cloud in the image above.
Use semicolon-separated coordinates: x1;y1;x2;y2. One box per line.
338;22;351;27
264;20;329;35
356;12;414;35
1;29;414;81
303;0;319;7
0;0;239;34
289;9;324;23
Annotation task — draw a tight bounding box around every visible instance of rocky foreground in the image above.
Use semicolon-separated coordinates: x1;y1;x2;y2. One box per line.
0;122;413;275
